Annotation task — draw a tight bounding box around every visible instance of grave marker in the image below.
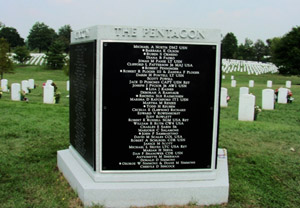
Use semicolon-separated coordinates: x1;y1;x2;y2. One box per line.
238;94;255;121
46;80;53;86
239;87;249;96
286;80;291;88
66;80;69;91
21;80;29;94
57;25;228;207
231;80;236;87
267;80;272;88
11;83;21;101
278;88;288;104
43;85;54;104
262;89;274;110
28;79;35;89
249;80;254;87
1;79;8;92
220;87;228;107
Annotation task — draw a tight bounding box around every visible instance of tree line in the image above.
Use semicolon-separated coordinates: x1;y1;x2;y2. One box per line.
221;27;300;75
0;22;71;78
0;21;300;76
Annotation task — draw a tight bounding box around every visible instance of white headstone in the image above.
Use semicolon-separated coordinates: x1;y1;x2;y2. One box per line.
43;85;54;104
46;80;53;86
239;87;249;96
220;87;228;107
1;79;8;92
67;80;70;91
222;75;225;79
238;94;255;121
262;89;274;110
231;75;234;80
286;80;291;88
231;80;236;87
28;79;35;89
11;83;21;101
21;80;29;94
267;80;272;88
278;88;288;104
249;80;254;87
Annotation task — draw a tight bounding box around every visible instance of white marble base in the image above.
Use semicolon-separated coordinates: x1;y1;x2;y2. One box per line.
57;148;229;208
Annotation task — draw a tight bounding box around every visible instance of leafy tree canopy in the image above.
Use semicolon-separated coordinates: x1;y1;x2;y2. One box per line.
46;39;66;69
253;39;268;62
27;22;57;53
0;21;5;29
271;26;300;75
221;32;238;59
0;38;13;79
0;26;24;51
58;24;72;53
236;38;255;61
13;46;31;64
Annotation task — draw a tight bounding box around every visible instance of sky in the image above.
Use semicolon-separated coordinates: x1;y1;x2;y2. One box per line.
1;0;299;44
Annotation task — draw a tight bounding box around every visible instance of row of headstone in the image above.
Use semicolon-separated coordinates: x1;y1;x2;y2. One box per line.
229;79;292;89
222;59;278;74
11;79;35;101
1;79;35;94
221;86;292;121
3;80;69;104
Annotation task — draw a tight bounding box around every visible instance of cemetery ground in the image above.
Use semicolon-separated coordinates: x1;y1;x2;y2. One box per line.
0;66;300;208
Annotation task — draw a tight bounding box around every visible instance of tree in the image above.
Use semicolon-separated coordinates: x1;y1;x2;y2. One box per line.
221;32;238;59
46;40;66;69
271;26;300;75
253;39;268;62
0;22;5;29
13;46;31;64
268;37;281;63
27;22;57;53
0;27;24;51
236;38;255;60
58;25;72;53
0;38;13;79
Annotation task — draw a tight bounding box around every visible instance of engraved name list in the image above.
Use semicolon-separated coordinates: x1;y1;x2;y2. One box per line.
102;42;216;171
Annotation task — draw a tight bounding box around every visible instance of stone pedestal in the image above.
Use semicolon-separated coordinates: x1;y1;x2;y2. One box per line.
58;147;229;208
59;25;228;207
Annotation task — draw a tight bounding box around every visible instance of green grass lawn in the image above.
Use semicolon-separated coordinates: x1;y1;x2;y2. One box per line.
0;66;300;208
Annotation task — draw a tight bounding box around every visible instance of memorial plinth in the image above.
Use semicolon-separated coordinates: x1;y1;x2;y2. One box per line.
57;25;229;207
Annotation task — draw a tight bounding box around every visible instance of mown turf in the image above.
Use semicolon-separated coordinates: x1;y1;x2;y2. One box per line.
0;67;300;208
